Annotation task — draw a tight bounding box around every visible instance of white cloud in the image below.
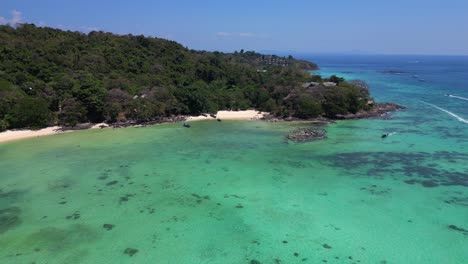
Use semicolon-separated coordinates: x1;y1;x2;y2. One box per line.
11;10;22;24
216;32;255;37
0;10;100;33
0;10;23;25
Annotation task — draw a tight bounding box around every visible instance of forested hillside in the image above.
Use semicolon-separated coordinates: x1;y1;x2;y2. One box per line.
0;24;371;130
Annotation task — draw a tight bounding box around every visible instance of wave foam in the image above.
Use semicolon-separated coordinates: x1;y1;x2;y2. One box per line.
420;101;468;124
448;94;468;101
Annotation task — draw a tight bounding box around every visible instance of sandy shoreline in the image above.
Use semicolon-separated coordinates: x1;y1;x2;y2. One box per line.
0;123;111;144
0;110;268;143
0;126;66;143
187;110;267;121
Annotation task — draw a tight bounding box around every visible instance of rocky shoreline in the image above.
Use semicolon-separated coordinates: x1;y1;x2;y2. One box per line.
110;116;188;129
285;102;404;143
57;116;188;131
56;102;406;132
88;102;404;143
2;102;404;143
335;103;405;120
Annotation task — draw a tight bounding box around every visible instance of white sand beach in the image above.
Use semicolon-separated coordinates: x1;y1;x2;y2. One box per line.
0;123;111;143
187;110;268;121
0;126;65;143
217;110;268;120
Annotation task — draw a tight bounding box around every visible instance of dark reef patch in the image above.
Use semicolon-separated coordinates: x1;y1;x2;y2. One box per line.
404;179;439;188
420;180;439;188
140;207;155;214
360;185;391;195
0;188;25;202
0;206;22;234
322;243;332;249
320;151;468;187
287;127;326;143
192;193;210;200
106;180;118;186
65;211;80;220
48;178;73;191
123;248;138;257
119;194;135;203
26;224;98;252
448;225;468;235
224;194;246;199
443;195;468;207
102;224;114;231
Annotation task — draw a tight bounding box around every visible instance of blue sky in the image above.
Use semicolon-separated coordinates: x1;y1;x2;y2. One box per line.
1;0;468;55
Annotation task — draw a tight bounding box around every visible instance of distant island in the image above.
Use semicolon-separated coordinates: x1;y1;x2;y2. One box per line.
0;24;401;133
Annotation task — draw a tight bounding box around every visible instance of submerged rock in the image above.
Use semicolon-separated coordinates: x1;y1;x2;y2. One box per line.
106;180;118;186
448;224;468;235
322;243;332;249
420;180;438;188
123;248;138;256
0;207;22;234
103;224;115;231
287;127;326;142
65;211;80;220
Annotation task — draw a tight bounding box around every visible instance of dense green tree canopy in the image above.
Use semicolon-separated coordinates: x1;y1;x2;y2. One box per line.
0;24;372;131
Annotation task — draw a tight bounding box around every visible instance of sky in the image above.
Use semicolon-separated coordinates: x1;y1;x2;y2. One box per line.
1;0;468;55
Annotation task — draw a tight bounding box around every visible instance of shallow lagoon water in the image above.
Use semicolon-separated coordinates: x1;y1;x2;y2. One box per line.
1;55;467;263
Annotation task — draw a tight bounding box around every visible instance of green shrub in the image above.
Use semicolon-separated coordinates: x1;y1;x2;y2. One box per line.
295;98;322;118
8;97;52;129
0;119;9;132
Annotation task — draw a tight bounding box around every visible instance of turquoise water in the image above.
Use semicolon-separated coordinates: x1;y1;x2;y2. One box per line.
1;55;467;263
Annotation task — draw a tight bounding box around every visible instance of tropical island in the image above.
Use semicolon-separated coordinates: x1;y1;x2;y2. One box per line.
0;24;402;140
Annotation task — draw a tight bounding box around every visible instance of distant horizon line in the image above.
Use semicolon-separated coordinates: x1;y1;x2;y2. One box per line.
257;51;468;57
